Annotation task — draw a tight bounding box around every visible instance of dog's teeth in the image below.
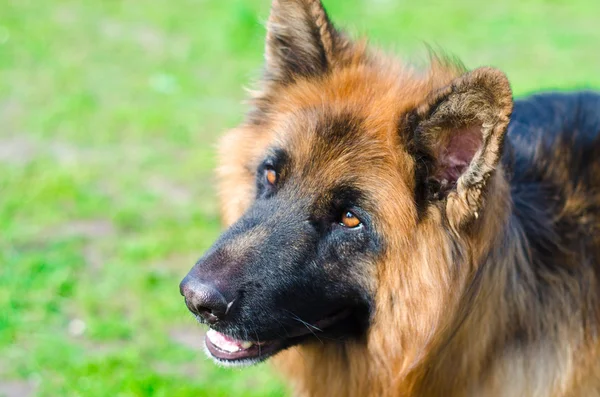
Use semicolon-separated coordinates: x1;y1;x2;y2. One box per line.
223;345;240;352
207;329;256;352
240;341;254;349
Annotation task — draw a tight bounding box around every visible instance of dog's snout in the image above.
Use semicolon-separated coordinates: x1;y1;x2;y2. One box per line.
180;276;228;324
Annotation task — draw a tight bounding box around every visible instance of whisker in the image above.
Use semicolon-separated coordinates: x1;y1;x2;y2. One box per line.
283;309;324;344
254;329;262;356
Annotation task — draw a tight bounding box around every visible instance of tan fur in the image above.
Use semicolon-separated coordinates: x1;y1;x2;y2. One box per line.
213;1;600;395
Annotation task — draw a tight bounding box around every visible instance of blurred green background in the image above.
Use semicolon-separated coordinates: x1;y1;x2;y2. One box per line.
1;0;599;396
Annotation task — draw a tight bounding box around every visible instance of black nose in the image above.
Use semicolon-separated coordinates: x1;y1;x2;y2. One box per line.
179;276;228;324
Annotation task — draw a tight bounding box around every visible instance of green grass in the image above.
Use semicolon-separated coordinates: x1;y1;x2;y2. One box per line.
1;0;599;395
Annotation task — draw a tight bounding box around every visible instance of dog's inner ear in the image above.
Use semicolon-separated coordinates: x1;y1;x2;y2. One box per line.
410;67;513;226
430;124;483;193
265;0;347;84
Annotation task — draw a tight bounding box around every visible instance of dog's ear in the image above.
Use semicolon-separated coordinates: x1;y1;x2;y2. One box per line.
409;67;513;228
265;0;349;84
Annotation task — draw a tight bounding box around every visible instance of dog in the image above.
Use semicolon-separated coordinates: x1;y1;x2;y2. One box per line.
180;0;600;395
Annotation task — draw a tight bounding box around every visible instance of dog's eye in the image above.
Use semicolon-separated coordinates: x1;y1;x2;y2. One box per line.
265;168;277;186
340;211;361;228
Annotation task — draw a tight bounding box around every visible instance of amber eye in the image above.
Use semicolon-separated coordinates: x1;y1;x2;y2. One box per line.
265;168;277;185
340;211;361;228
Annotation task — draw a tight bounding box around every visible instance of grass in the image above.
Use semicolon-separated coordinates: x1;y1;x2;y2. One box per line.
1;0;599;395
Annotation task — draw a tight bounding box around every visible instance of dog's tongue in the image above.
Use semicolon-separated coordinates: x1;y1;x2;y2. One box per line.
206;329;254;353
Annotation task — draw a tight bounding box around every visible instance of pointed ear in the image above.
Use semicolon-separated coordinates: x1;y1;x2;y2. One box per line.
265;0;349;84
409;67;513;227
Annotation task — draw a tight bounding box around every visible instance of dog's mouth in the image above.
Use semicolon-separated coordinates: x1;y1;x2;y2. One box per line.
204;309;352;366
205;329;284;364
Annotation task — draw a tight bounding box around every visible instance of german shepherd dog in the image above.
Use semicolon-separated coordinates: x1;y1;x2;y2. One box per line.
180;0;600;395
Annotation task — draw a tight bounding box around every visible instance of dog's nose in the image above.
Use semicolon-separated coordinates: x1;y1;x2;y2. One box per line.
180;276;228;324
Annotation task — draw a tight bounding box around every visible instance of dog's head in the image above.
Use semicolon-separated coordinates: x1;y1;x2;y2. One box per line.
181;0;513;366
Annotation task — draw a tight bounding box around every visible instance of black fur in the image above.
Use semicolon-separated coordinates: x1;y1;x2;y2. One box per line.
506;92;600;299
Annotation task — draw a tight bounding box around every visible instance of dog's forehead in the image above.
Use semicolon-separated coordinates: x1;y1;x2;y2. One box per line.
274;108;393;178
262;68;435;180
